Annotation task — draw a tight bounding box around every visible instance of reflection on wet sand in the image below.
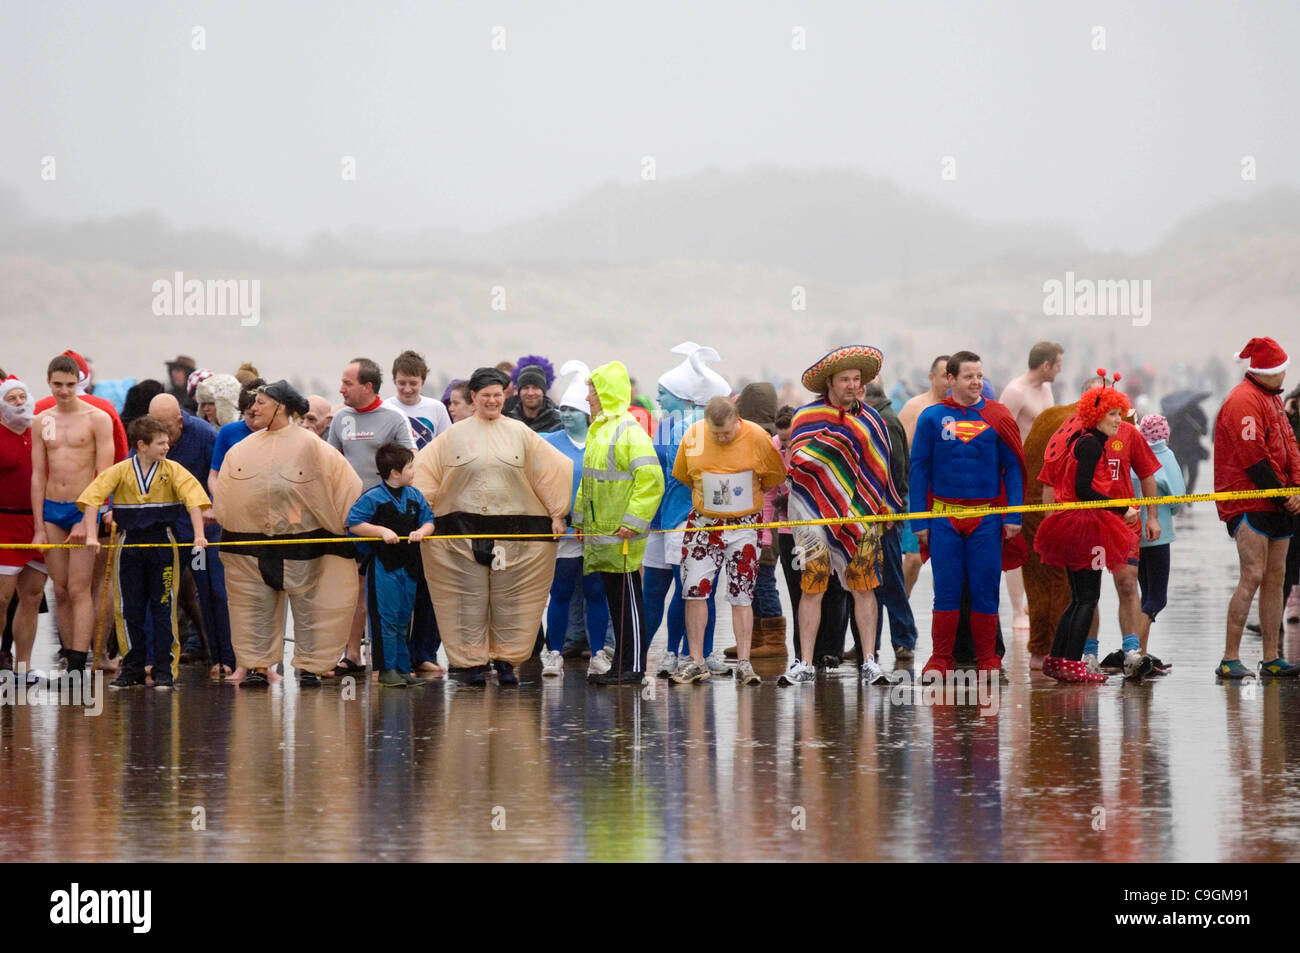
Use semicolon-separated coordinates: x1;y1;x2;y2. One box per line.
2;513;1300;862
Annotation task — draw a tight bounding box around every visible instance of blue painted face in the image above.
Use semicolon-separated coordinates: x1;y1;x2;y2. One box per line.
657;385;693;417
560;406;590;440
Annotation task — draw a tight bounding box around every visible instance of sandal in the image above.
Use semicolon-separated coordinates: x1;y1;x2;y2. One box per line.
332;657;365;677
243;669;270;687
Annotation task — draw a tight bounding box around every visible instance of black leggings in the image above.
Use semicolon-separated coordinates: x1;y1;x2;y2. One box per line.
1050;568;1102;660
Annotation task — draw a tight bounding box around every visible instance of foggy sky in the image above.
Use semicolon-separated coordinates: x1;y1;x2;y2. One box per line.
4;0;1299;253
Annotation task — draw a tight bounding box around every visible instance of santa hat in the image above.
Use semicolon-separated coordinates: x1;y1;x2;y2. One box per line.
0;375;29;403
556;360;592;416
1235;337;1289;375
657;342;730;406
62;349;91;392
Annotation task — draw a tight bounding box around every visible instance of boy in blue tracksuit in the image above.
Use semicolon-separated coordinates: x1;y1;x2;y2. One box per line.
347;442;434;688
1128;414;1184;671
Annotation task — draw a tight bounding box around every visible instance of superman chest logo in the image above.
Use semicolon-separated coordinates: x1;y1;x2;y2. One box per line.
943;420;990;443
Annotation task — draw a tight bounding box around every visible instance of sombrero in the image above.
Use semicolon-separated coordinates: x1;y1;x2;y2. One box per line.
801;345;883;393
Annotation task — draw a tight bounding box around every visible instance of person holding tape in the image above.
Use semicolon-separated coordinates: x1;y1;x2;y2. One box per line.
573;361;665;686
1213;336;1300;679
1034;375;1154;683
910;350;1026;681
779;345;903;688
412;366;571;686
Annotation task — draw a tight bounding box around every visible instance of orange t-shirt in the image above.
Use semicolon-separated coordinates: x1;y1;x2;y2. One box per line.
672;419;786;519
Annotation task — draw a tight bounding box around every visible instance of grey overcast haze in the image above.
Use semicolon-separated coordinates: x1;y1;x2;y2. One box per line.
5;0;1299;250
2;0;1299;392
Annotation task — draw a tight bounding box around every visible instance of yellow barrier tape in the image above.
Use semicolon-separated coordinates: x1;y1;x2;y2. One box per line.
10;486;1298;550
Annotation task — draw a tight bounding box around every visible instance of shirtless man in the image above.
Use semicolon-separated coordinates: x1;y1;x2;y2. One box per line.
999;342;1064;628
897;355;949;595
31;355;115;675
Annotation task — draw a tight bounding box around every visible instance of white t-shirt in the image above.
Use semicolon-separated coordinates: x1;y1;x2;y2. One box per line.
384;395;452;450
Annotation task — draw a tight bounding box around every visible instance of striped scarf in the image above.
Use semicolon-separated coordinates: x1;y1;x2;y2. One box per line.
788;399;903;565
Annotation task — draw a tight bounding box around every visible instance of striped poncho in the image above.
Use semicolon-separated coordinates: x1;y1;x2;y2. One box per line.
787;398;904;569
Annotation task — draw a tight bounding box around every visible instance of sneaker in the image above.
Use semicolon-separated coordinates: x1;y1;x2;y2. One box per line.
151;669;175;690
1260;658;1300;678
1245;622;1262;635
705;652;732;677
817;655;842;671
656;651;679;679
493;660;519;686
893;645;914;662
378;669;408;688
860;655;894;686
734;660;761;686
540;649;564;677
402;673;426;687
670;660;712;684
1148;655;1171;675
1214;659;1253;679
110;670;147;689
587;648;613;677
1122;650;1153;680
1099;650;1125;673
778;660;815;686
589;669;645;686
1083;653;1102;675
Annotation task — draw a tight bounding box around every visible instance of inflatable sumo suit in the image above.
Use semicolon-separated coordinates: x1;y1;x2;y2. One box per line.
412;413;572;668
214;425;363;675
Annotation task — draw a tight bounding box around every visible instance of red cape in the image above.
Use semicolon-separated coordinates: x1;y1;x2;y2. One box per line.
920;397;1029;570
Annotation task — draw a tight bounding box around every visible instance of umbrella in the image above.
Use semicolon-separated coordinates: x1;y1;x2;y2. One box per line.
1160;389;1211;419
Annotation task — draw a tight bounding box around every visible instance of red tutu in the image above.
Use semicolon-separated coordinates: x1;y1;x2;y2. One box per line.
1034;508;1137;572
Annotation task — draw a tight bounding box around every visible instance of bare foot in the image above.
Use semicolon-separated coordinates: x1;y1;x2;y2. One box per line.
266;667;284;684
1029;653;1045;671
226;666;249;682
417;661;445;675
96;656;120;672
209;663;233;679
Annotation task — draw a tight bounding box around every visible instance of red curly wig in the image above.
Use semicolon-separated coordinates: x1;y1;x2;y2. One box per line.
1078;368;1131;429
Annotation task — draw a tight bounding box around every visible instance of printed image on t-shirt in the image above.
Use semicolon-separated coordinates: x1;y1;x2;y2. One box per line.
703;470;753;512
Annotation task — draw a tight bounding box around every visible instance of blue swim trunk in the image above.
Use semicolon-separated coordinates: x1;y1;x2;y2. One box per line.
43;499;82;532
899;520;920;554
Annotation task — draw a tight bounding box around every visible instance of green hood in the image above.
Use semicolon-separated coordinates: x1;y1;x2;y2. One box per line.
590;361;631;418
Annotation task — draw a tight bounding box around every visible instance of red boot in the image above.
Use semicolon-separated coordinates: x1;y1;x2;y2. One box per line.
1042;656;1061;678
970;611;1001;672
922;610;959;677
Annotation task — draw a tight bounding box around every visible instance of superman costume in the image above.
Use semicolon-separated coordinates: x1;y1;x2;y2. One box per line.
910;396;1026;674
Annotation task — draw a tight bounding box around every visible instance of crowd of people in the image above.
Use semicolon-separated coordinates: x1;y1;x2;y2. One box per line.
2;335;1299;698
